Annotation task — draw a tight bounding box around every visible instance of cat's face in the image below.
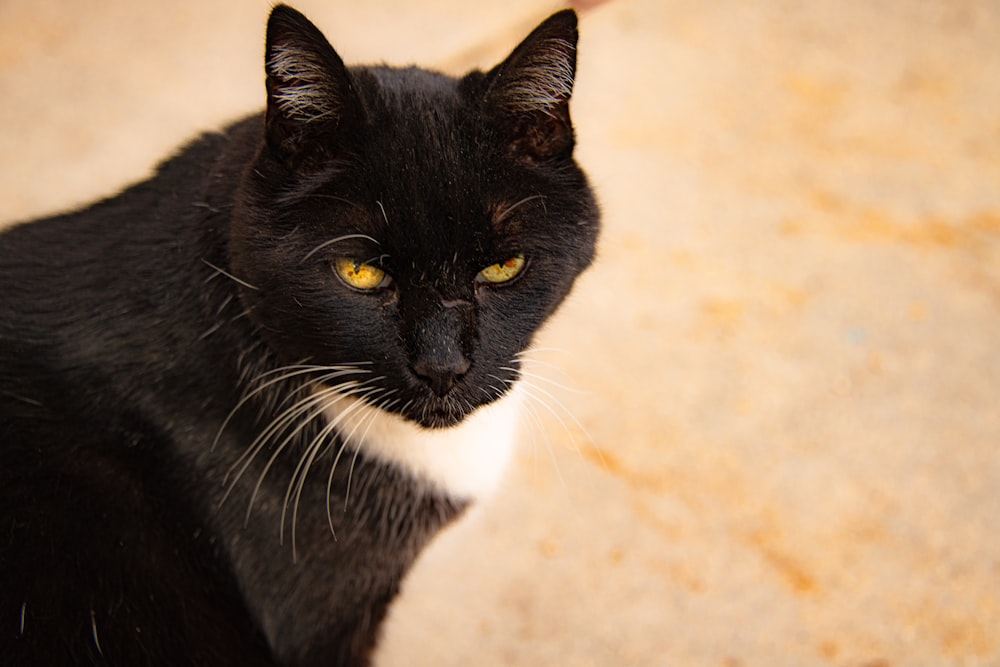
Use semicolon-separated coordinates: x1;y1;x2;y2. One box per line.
230;6;598;429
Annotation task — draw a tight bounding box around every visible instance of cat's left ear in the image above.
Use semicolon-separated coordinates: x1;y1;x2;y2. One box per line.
483;9;579;162
263;5;362;169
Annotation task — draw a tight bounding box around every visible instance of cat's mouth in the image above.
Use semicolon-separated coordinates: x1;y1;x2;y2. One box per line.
410;400;468;429
316;384;472;433
404;366;520;429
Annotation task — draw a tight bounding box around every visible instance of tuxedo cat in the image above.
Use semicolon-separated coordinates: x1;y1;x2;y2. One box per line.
0;5;598;665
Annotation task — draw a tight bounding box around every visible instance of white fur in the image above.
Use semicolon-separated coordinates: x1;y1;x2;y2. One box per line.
504;38;576;115
319;387;524;500
268;44;338;123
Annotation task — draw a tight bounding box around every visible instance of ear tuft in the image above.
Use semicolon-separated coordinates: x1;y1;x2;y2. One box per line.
494;44;576;116
485;10;579;160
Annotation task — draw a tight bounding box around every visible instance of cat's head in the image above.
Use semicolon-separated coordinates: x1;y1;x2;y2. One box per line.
230;5;599;429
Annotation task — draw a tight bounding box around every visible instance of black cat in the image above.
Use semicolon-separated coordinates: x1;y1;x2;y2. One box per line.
0;5;598;665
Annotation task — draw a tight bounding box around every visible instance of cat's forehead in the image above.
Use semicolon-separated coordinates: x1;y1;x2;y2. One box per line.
359;67;480;167
363;66;458;103
339;68;512;258
348;189;515;276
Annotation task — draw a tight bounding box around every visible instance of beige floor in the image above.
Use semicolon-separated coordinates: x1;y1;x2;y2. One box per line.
2;1;999;665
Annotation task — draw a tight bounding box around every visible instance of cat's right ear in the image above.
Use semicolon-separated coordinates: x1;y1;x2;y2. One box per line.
264;5;361;169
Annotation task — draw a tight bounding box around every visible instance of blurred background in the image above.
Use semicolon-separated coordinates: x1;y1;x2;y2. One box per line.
2;1;999;665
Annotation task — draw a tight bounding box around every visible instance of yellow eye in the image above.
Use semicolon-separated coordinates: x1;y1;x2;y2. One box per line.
334;258;388;290
478;254;526;284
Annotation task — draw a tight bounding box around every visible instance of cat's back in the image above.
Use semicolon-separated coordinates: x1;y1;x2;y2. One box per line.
0;115;278;665
0;117;262;457
0;115;260;358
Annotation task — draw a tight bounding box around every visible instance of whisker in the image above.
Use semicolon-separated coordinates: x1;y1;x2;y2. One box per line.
342;423;368;512
230;307;255;323
214;293;234;316
229;387;340;521
503;349;593;448
222;375;381;521
518;381;592;460
375;200;390;227
487;373;515;391
499;366;589;396
326;389;396;515
301;234;382;263
514;346;572;358
215;364;371;453
341;393;398;511
259;381;376;518
201;258;260;291
90;609;103;657
198;322;223;340
496;194;546;222
324;436;352;538
287;385;392;553
520;395;568;492
506;346;598;478
510;355;573;380
316;386;395;537
284;419;335;558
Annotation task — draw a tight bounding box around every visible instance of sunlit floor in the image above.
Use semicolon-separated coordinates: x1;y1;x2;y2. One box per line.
2;1;999;665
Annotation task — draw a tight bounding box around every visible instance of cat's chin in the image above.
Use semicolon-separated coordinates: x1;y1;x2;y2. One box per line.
406;400;471;430
414;410;465;430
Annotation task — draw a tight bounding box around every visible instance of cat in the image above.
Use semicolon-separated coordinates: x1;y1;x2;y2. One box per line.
0;4;598;665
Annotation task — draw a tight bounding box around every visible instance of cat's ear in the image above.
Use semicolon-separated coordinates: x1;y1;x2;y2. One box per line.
483;9;579;162
264;5;362;169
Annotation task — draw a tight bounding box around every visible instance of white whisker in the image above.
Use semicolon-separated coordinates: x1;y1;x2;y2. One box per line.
520;394;568;492
217;364;383;542
496;194;545;223
268;382;376;528
518;382;590;457
499;366;588;396
283;420;336;558
505;348;595;478
300;234;382;263
287;385;393;552
237;387;344;524
226;379;341;488
338;390;397;512
375;200;390;228
201;258;259;291
514;346;572;358
214;363;371;452
90;609;103;656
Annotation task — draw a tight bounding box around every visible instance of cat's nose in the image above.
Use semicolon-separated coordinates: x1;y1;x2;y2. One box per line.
411;354;470;397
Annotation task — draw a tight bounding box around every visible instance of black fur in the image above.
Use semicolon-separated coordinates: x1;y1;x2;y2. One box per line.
0;5;598;665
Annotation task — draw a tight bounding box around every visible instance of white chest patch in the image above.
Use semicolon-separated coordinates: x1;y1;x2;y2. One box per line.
318;387;524;500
